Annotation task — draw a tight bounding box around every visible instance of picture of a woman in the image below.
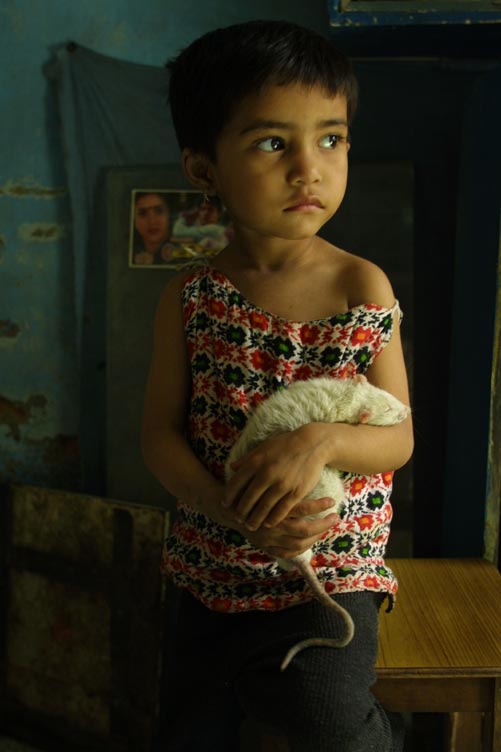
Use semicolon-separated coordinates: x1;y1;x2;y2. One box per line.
132;192;175;265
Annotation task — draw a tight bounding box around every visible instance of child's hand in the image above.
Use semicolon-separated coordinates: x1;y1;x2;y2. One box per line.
238;498;339;559
223;425;331;531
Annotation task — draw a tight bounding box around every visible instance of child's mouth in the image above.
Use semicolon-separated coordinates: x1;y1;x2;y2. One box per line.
284;196;324;212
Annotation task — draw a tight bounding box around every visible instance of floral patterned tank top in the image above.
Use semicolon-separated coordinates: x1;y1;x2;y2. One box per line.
161;265;400;612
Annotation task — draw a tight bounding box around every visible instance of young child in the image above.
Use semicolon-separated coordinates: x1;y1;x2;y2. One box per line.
142;19;413;752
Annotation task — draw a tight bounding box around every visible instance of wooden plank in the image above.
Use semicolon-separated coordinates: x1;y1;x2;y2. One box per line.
446;713;483;752
490;677;501;752
377;559;501;674
110;508;134;740
373;676;494;712
8;546;110;590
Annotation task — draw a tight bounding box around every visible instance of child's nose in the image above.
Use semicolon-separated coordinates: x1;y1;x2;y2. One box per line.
287;147;322;185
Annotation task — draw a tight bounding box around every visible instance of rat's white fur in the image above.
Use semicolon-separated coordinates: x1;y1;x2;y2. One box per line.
225;375;410;670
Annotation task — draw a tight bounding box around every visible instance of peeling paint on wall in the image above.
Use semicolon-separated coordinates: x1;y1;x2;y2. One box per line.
17;223;66;242
40;433;80;464
0;0;342;499
110;20;128;47
0;177;66;199
0;393;47;441
0;320;20;339
0;433;81;490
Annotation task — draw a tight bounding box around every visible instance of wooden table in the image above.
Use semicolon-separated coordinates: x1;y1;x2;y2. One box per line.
375;558;501;752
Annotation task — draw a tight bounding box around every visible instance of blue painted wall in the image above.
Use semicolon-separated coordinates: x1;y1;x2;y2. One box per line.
0;0;329;490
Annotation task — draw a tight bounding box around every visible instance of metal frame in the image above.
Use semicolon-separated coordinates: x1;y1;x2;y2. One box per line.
329;1;501;26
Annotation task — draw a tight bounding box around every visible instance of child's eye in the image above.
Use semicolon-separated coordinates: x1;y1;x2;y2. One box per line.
256;137;285;152
319;134;344;149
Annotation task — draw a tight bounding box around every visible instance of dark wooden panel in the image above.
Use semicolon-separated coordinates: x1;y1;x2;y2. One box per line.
0;484;168;752
373;677;494;713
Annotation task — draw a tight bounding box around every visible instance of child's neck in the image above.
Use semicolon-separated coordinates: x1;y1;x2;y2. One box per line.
210;234;350;322
218;234;322;274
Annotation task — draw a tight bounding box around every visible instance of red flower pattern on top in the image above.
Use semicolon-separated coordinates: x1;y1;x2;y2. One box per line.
161;265;402;613
350;326;372;346
299;324;321;344
250;350;274;372
249;310;269;331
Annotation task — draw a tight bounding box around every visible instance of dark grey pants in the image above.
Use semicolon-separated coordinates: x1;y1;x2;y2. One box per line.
158;588;404;752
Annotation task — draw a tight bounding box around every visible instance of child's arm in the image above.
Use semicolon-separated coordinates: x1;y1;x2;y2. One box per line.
141;274;339;557
224;262;414;532
141;273;222;510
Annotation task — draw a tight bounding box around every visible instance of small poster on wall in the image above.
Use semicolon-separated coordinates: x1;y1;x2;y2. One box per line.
129;188;233;269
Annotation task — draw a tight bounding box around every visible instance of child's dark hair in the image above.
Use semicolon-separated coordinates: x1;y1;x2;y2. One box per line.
167;19;358;159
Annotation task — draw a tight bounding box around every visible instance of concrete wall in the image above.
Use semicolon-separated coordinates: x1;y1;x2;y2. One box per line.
0;0;329;490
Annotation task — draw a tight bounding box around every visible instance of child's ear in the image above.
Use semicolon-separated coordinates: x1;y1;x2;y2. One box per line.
182;148;216;193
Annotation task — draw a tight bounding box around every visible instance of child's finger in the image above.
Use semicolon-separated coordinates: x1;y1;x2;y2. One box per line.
264;496;338;528
223;450;262;508
246;490;301;530
222;464;255;508
262;513;340;558
278;512;340;539
288;496;336;519
235;481;283;527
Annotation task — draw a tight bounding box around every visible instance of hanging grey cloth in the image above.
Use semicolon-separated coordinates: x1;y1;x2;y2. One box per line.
47;42;176;351
46;43;179;491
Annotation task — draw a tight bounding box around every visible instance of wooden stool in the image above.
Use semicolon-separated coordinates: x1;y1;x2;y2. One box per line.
248;557;501;752
375;558;501;752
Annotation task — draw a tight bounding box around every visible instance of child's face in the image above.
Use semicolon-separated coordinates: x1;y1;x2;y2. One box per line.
207;83;350;244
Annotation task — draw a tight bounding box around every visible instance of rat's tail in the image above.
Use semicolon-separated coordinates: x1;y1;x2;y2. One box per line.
280;558;355;671
280;601;355;671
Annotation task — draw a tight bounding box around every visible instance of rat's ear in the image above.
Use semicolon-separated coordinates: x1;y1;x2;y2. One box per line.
182;148;217;194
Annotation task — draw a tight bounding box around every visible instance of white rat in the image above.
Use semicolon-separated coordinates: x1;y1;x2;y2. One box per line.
225;375;410;670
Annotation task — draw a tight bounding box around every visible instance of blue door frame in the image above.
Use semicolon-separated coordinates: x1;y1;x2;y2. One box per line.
329;1;501;28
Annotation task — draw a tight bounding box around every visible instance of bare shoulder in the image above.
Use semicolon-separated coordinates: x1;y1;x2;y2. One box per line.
337;250;396;310
160;266;196;299
155;267;197;318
